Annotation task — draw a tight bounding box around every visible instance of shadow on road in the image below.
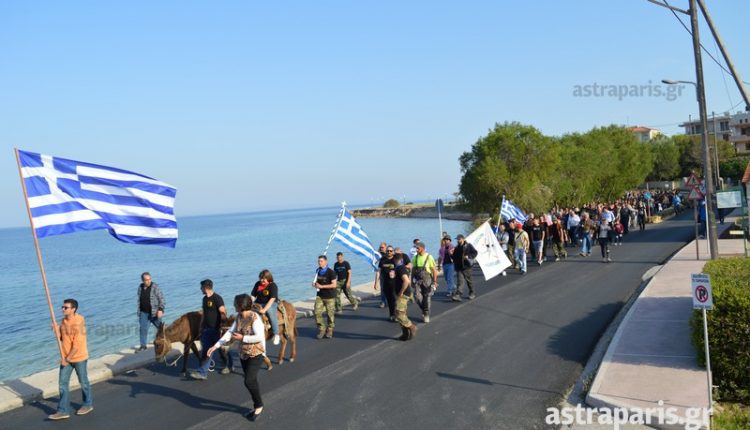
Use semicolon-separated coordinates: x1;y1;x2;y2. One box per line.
107;379;242;414
435;372;563;396
547;302;622;365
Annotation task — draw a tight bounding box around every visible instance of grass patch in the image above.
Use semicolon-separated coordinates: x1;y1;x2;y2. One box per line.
714;403;750;430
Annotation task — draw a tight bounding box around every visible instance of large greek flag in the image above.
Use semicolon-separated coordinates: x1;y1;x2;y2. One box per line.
17;150;178;247
500;197;528;223
334;209;380;271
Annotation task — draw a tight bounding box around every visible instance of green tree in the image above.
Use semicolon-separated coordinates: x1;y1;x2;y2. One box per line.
720;156;750;180
554;132;602;207
586;125;654;202
383;199;400;208
674;134;703;176
648;136;680;181
458;122;559;215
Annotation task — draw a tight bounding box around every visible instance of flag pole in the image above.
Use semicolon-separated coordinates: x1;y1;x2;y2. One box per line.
499;195;505;224
14;148;64;361
313;202;346;284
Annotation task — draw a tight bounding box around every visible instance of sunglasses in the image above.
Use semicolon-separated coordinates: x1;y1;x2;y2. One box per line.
61;306;72;309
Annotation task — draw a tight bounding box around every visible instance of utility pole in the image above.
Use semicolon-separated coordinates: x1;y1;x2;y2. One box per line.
690;0;719;259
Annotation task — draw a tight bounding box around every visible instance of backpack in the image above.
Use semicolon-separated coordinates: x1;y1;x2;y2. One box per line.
614;222;624;234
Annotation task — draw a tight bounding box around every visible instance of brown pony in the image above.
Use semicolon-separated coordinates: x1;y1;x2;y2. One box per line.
253;300;298;364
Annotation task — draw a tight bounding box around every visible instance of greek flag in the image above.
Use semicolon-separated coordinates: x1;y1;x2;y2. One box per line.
334;209;380;271
17;150;178;247
500;197;528;223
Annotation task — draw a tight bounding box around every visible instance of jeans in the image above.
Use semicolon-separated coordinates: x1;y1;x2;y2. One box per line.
197;328;221;377
241;355;264;410
581;232;592;254
139;311;161;347
514;248;527;273
414;285;433;316
379;276;386;306
57;360;92;415
265;302;279;336
533;240;544;260
442;263;456;294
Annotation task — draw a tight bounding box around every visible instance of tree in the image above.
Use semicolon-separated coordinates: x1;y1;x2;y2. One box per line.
674;134;703;176
648;136;680;181
383;199;400;208
719;156;750;180
585;125;654;202
458;122;559;215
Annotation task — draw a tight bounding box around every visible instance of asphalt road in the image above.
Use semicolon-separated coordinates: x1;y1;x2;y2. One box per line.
0;214;697;430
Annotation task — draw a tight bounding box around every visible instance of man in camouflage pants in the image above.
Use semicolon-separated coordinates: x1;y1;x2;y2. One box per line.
393;253;417;341
313;255;337;339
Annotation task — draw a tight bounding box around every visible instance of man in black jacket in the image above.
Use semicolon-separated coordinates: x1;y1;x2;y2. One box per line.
452;235;478;302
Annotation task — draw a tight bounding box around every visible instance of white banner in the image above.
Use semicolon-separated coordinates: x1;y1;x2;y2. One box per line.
465;221;512;281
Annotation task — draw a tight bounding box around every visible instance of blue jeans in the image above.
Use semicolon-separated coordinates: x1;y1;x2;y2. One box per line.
442;263;456;294
266;301;279;335
514;248;527;273
379;276;386;305
57;360;92;414
139;311;161;347
581;232;592;255
197;328;221;377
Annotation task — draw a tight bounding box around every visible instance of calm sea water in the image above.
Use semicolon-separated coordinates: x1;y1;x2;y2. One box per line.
0;206;469;382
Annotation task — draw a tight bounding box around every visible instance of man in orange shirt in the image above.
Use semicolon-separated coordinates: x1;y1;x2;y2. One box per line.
48;299;93;420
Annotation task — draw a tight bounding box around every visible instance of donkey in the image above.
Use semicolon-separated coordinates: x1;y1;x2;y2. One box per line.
155;311;272;375
253;300;298;364
153;311;202;375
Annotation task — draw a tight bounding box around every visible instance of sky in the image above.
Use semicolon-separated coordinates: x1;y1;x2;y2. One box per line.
1;0;749;228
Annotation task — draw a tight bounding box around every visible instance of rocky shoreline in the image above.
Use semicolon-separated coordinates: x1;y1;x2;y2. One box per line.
351;206;475;221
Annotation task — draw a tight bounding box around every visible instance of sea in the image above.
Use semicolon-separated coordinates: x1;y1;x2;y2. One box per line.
0;206;469;382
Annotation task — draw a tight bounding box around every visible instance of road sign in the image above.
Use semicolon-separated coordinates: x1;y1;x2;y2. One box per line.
717;190;742;208
685;174;699;187
687;187;704;200
691;273;713;310
698;180;706;195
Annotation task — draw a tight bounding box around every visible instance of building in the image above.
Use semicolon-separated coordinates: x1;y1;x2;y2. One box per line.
628;126;661;142
679;111;750;155
729;112;750;154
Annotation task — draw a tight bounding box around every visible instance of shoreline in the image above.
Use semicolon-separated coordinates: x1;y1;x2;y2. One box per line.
0;281;380;414
352;205;477;222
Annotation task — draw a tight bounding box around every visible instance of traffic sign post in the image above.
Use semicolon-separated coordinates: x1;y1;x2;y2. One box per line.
692;273;714;415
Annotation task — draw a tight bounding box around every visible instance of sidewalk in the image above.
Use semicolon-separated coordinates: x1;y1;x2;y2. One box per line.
586;218;744;429
0;282;380;414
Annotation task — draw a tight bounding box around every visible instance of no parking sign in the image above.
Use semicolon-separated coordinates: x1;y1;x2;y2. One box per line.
691;273;713;310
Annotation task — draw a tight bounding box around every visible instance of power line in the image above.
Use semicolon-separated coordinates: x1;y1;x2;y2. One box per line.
661;0;750;86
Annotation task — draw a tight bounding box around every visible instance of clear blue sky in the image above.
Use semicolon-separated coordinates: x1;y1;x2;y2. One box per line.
1;1;748;228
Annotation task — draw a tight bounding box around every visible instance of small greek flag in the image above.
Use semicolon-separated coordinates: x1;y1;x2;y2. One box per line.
17;150;178;247
500;197;528;223
334;209;380;271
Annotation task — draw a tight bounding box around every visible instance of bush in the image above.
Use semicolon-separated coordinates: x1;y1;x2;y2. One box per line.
383;199;400;208
690;257;750;402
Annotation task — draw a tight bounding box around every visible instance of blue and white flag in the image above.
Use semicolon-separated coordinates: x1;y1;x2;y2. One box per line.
500;197;528;223
17;150;178;247
334;209;380;271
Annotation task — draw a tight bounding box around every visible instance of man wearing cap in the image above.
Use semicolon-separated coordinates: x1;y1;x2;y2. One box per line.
452;234;478;301
513;223;530;274
412;241;438;323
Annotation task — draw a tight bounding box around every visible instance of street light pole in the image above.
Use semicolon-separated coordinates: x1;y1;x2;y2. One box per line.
689;0;719;259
